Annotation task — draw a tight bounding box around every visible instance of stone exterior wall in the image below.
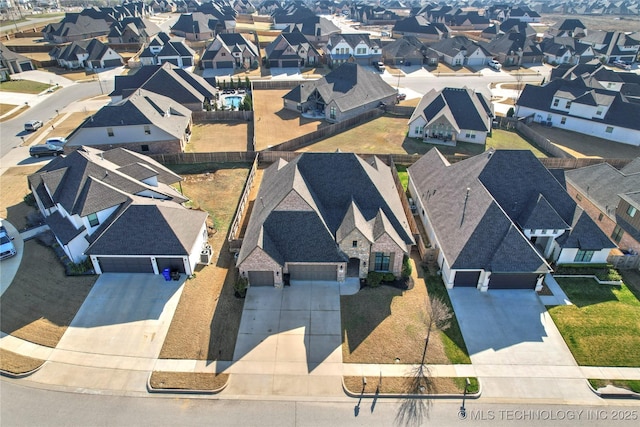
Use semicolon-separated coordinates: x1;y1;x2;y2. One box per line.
238;247;283;287
567;182;636;250
370;233;406;277
338;229;372;278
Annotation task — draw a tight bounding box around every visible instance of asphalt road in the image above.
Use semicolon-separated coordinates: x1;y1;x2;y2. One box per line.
1;380;638;427
0;80;112;158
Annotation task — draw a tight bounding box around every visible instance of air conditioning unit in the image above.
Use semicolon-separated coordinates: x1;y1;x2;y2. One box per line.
199;245;213;265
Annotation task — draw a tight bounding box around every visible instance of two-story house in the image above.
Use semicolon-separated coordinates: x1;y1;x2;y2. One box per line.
264;30;320;68
139;32;195;68
200;32;259;69
427;36;491;67
516;78;640;146
581;31;639;64
49;39;124;70
325;34;382;67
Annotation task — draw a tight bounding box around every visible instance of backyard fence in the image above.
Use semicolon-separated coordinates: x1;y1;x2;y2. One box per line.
227;153;260;252
192;110;254;121
515;121;573;158
251;80;304;90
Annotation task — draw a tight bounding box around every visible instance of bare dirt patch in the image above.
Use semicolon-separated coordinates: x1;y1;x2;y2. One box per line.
528;123;640;159
159;166;250;361
0;240;97;347
253;89;328;150
0;165;42;230
149;371;229;390
188;121;249;152
344;376;475;395
0;348;45;374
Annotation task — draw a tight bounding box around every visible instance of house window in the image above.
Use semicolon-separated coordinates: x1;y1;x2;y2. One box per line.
598;212;604;221
547;114;552;122
374;252;390;271
352;240;358;248
627;206;637;218
574;250;594;262
221;52;226;56
605;126;614;133
553;99;559;107
330;106;336;120
356;47;366;55
565;100;572;108
107;128;114;137
415;125;423;135
611;225;624;243
141;144;149;152
596;107;603;116
144;125;151;135
561;117;567;125
87;213;99;227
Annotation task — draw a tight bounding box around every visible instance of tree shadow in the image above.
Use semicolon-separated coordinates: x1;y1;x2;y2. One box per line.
556;278;619;308
395;365;434;427
5;202;36;231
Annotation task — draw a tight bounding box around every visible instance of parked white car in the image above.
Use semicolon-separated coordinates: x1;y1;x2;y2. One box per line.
488;59;502;70
0;222;17;260
45;137;67;147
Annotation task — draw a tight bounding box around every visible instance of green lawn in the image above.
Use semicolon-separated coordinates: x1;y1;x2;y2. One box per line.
396;165;408;191
589;379;640;393
0;80;52;94
548;278;640;367
298;115;546;157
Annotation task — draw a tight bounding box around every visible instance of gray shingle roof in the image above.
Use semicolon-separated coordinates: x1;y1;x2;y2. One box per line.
410;87;491;133
237;153;414;266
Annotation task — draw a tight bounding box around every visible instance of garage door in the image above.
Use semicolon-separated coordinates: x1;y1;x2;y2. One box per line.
288;264;337;281
281;60;299;67
98;257;154;273
156;257;186;274
248;271;274;286
203;61;214;69
20;62;33;71
489;273;538;290
453;270;481;287
103;58;123;67
215;61;234;69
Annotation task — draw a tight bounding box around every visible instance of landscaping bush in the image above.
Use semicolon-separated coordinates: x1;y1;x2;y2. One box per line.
68;257;94;275
367;271;384;287
234;276;248;298
23;193;36;207
383;272;395;282
554;265;622;282
26;210;44;228
402;255;412;278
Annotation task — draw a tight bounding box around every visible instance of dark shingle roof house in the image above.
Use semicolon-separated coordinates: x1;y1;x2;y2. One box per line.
516;77;640;145
42;9;113;43
408;149;615;291
200;32;259;69
264;30;320;68
49;39;124;70
139;32;195;68
280;15;341;42
237;152;414;287
282;62;397;123
28;146;209;275
392;15;450;40
171;11;220;40
408;87;493;145
381;36;426;65
111;62;217;110
481;31;543;66
566;159;640;251
0;42;34;76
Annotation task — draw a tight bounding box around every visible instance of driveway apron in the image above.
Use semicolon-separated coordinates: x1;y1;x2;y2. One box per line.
225;281;343;397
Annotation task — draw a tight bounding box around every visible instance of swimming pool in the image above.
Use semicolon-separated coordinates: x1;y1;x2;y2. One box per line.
224;95;243;108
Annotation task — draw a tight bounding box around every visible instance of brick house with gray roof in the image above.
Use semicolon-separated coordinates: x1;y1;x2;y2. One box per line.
28;146;209;275
282;62;397;123
264;30;320;68
408;149;615;291
237;152;414;287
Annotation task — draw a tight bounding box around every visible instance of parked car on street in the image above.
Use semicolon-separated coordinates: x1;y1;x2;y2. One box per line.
0;223;17;260
24;120;43;131
45;137;67;147
29;144;64;158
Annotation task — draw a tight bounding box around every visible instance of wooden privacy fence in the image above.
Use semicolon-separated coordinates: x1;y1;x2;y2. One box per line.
192;110;254;121
515;121;572;158
227;153;259;252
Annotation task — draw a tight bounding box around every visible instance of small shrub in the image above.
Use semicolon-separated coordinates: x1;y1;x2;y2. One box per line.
26;210;44;228
402;255;412;278
68;257;94;275
234;276;248;297
367;271;384;287
382;272;395;282
23;193;36;207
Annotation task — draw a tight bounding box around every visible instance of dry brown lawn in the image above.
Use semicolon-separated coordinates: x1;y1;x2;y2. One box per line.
0;104;29;122
149;372;229;390
0;103;18;115
0;349;45;374
187;121;249;152
0;240;97;347
23;110;94;146
528;123;640;159
44;67;99;82
0;165;42;230
159;167;250;361
344;376;472;395
253;89;328;150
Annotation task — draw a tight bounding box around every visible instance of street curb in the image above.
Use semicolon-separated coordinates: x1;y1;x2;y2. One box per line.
587;380;640;400
146;372;229;395
341;377;482;400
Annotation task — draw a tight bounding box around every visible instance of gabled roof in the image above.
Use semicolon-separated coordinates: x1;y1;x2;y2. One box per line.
265;30;319;60
281;15;340;38
409;149;614;272
237;153;414;266
382;36;425;57
481;31;542;57
393;15;450;36
283;62;396;113
328;33;379;51
410;87;492;132
202;32;259;61
428;36;490;58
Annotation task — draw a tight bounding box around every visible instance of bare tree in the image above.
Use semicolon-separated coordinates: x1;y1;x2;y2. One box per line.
420;297;453;366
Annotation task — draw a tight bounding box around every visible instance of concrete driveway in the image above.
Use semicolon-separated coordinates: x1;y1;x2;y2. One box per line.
448;289;599;402
225;280;349;397
29;273;184;392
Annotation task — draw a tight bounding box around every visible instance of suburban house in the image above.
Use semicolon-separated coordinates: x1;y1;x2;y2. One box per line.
151;0;178;13
424;8;490;31
507;7;541;23
171;11;220;40
581;31;640;64
107;17;161;44
516;77;640;146
482;19;536;40
65;89;192;155
139;32;195;68
280;15;341;43
0;42;34;78
392;16;450;41
264;30;320;68
282;62;397;123
539;37;595;65
408;149;616;291
42;9;112;43
427;36;491;67
236;152;414;287
200;32;259;69
407;87;493;145
27;146;209;275
480;32;543;66
381;36;425;66
111;63;217;111
544;19;587;39
232;0;255;14
565;159;640;253
49;39;124;70
325;33;382;67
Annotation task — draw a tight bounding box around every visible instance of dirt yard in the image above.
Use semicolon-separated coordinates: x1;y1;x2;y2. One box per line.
188;121;249;152
0;165;42;230
528;123;640;159
159;166;250;361
253;89;328;150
